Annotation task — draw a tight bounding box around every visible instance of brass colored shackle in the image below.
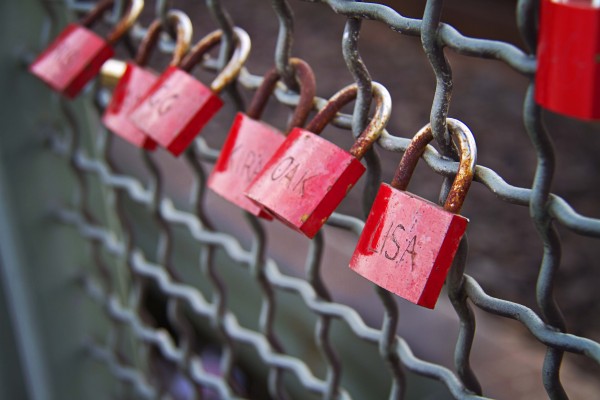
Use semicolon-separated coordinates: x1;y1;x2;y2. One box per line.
179;27;251;94
134;10;193;67
100;10;192;87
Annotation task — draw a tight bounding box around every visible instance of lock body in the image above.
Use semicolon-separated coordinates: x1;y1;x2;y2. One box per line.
208;113;286;219
130;66;223;156
29;23;114;98
102;63;158;150
349;183;468;309
536;0;600;120
246;127;365;238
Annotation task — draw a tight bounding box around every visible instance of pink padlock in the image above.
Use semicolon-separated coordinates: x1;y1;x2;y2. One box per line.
102;11;192;150
208;58;316;219
349;119;477;309
245;83;392;238
29;0;143;98
130;27;251;156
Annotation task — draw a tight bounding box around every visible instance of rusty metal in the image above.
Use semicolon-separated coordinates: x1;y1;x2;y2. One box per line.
80;0;144;45
305;84;357;134
245;66;281;118
391;119;476;214
179;29;222;72
79;0;115;28
390;126;433;192
179;26;251;94
134;10;192;67
304;82;391;159
246;57;316;131
348;82;392;160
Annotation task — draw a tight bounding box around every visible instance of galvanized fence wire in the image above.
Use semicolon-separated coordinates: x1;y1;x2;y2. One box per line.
36;0;600;399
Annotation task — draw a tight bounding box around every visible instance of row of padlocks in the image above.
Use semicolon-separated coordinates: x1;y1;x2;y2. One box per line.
28;0;599;310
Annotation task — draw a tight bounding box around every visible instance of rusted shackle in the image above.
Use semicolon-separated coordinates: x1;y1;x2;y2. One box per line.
304;82;392;159
246;57;316;131
391;119;477;214
80;0;145;45
134;10;193;68
178;27;251;94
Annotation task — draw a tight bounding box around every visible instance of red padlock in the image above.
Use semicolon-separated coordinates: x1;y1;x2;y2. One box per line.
245;83;392;238
349;119;477;309
102;11;192;150
536;0;600;120
130;27;251;156
207;58;316;219
29;0;143;98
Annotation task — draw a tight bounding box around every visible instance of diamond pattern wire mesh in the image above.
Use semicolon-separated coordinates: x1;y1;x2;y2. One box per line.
37;0;600;399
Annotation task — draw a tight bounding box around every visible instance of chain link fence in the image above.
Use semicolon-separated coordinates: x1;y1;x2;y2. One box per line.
1;0;600;399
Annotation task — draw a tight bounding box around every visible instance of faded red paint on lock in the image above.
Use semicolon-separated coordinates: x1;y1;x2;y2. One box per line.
102;63;158;150
130;66;223;156
245;128;365;238
29;24;114;98
536;0;600;120
349;183;468;309
208;113;286;219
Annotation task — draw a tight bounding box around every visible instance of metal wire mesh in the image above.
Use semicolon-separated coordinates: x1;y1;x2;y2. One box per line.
34;0;600;399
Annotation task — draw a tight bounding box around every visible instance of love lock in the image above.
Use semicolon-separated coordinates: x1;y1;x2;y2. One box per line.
536;0;600;120
349;119;477;309
130;27;251;156
245;82;392;238
29;0;143;98
207;58;316;219
102;11;192;150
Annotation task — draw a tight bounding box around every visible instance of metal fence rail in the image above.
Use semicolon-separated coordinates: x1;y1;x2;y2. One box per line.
11;0;600;399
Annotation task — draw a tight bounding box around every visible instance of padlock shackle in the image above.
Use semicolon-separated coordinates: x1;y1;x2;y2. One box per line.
134;10;192;67
246;58;316;132
390;119;477;214
349;83;392;160
305;84;356;134
179;27;251;94
304;82;392;160
80;0;144;45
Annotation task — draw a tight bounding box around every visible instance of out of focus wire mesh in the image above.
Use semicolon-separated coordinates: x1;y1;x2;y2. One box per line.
30;0;600;399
